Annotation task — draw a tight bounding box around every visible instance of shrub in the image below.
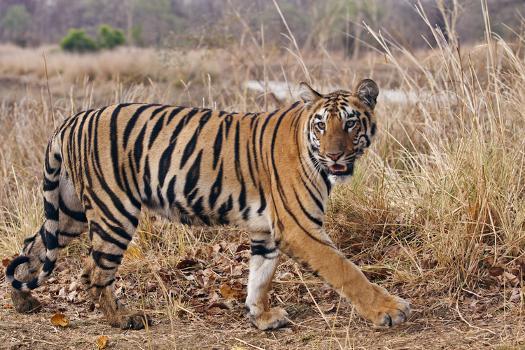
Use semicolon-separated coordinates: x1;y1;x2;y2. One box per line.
60;29;98;53
97;24;125;49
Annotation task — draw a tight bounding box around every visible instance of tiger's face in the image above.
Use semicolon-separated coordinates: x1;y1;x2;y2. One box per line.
300;79;378;182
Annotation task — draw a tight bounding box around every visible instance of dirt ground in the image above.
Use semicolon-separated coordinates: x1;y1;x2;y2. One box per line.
1;255;523;350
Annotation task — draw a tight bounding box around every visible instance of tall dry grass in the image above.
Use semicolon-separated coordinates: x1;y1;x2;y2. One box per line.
0;3;524;334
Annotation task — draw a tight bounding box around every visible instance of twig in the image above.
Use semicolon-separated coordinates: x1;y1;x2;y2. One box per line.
233;337;266;350
42;52;55;124
455;298;496;335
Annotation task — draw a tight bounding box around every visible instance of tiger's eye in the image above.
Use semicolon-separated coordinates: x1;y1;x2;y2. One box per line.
345;120;356;130
316;121;326;131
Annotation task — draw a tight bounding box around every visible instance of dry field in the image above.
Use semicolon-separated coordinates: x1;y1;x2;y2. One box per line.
1;16;525;350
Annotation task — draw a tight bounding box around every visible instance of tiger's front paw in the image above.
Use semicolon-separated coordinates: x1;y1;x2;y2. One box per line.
357;284;411;327
249;307;289;330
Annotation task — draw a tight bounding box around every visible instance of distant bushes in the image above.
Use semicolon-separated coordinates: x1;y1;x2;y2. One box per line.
60;29;98;52
60;25;125;53
97;25;126;49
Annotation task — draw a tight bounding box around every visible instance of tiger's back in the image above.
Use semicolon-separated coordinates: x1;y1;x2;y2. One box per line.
59;103;302;231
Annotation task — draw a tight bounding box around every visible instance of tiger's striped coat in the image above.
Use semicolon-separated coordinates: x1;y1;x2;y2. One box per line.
6;80;410;330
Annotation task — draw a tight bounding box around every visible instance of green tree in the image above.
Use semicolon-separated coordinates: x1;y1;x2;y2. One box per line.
97;24;126;49
60;29;98;52
1;4;31;45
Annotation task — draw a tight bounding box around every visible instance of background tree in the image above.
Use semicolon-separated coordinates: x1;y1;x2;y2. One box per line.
1;4;31;46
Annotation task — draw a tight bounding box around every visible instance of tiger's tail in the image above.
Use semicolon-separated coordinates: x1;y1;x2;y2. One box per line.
6;136;62;291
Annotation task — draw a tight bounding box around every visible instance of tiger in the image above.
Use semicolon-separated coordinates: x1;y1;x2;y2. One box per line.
5;79;410;330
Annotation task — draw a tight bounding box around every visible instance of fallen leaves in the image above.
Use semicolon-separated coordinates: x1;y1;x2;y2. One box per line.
96;335;109;350
488;266;504;277
219;282;244;300
50;313;70;327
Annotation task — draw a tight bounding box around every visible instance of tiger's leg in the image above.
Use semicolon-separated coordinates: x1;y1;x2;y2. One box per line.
245;232;288;330
85;213;150;330
11;175;87;313
280;226;411;327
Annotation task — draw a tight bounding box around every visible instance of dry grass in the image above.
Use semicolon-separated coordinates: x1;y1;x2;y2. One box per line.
1;7;525;349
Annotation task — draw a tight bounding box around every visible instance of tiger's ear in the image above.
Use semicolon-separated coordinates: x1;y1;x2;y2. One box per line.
355;79;379;110
299;82;322;103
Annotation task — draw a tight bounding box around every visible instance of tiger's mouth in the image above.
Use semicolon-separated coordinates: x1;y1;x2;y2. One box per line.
327;162;354;176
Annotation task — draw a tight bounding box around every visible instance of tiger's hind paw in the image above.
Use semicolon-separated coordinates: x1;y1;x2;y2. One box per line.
250;307;289;330
119;312;152;330
11;290;42;313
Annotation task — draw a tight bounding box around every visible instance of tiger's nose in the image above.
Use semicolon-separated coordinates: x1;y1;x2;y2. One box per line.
326;152;343;161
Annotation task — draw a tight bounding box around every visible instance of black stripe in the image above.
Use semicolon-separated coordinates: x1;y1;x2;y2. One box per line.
43;178;59;191
90;221;128;250
133;106;170;172
133;116;149;170
123;104;159;148
166;106;187;124
58;231;82;237
180;110;212;169
258;109;279;159
308;150;331;194
89;278;115;289
212;122;223;170
245;138;257;186
42;256;56;273
257;184;267;215
110;105;128;190
294;190;323;227
59;196;87;222
142;156;152;204
158;108;200;187
43;198;59;221
120;162;142;209
184;150;203;199
92;250;123;266
148;111;166;148
209;162;223;209
166;176;177;206
303;179;324;212
233;121;246;211
218;195;233;224
191;196;210;225
251;244;276;257
224;114;233;136
99;218;133;247
251;118;260;172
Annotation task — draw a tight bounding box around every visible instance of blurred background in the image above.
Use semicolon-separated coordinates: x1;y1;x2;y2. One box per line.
0;0;524;51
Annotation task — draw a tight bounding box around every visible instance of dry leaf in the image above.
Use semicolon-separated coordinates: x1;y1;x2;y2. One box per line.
219;283;243;300
488;266;504;277
96;335;109;350
2;257;10;268
176;258;199;271
50;313;70;327
320;303;336;313
503;271;519;287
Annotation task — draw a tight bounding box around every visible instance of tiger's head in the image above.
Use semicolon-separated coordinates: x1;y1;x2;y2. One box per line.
300;79;379;183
